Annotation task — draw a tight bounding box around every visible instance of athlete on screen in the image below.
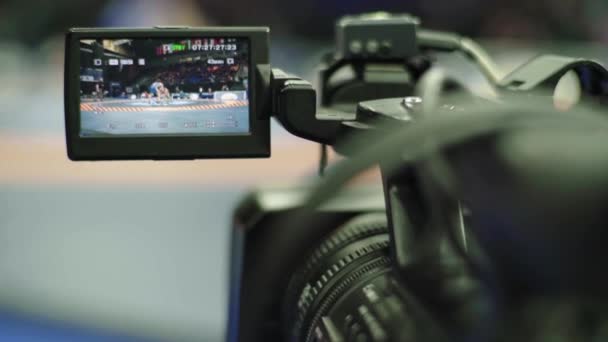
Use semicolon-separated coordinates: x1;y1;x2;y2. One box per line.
95;82;104;101
149;79;165;105
158;85;171;105
93;81;104;114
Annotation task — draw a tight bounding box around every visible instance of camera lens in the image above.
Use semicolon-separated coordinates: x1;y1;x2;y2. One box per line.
282;213;392;342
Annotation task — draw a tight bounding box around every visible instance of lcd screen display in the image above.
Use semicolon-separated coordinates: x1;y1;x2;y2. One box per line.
78;37;250;136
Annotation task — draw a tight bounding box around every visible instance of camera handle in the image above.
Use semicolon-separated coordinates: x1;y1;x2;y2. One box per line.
255;28;519;152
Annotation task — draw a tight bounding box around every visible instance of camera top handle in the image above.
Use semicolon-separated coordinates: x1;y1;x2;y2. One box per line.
253;26;508;148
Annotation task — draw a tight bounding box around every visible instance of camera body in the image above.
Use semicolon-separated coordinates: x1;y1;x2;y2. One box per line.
64;12;608;342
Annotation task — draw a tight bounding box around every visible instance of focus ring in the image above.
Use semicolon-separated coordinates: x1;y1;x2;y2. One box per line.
283;212;389;341
296;239;389;324
304;213;388;271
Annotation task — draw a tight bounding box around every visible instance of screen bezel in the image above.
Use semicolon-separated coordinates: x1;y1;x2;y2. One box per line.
65;27;270;160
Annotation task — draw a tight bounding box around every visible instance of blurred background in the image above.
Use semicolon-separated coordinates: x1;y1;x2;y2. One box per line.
0;0;607;341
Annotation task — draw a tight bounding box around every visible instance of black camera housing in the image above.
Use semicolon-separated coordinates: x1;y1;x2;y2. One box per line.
63;16;608;342
228;185;386;342
64;27;270;160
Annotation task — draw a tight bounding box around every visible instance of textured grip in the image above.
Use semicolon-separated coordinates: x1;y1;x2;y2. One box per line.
282;212;390;341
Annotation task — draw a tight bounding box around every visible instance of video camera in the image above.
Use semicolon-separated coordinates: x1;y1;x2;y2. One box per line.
65;12;608;342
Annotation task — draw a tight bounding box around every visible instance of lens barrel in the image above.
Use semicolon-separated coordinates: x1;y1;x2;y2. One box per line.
283;213;394;341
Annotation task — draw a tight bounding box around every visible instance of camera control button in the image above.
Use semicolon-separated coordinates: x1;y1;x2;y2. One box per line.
349;40;363;55
366;40;379;54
